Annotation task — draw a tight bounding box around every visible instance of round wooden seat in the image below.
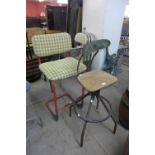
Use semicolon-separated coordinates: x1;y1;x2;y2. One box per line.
78;70;117;92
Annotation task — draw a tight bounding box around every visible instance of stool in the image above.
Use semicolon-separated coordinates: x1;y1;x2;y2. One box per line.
69;70;118;147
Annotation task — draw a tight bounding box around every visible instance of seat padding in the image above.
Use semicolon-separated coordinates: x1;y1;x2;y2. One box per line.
39;57;86;80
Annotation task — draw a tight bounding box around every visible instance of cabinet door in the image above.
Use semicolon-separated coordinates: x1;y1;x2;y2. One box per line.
46;6;67;31
53;7;67;31
46;6;54;30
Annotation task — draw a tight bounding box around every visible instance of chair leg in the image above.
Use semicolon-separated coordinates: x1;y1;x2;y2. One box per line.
80;95;94;147
100;96;117;134
81;87;85;105
77;87;85;109
80;121;88;147
69;104;73;117
96;97;99;110
110;113;117;134
50;80;59;121
112;119;117;134
69;93;90;117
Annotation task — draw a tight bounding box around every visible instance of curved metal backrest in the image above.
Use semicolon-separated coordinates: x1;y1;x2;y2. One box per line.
32;32;72;57
77;39;111;73
82;39;110;56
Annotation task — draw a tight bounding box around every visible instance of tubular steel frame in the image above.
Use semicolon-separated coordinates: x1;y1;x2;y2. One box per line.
69;90;117;147
45;80;76;121
38;57;79;121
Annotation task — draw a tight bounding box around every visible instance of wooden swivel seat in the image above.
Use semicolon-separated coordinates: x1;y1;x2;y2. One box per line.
69;39;118;147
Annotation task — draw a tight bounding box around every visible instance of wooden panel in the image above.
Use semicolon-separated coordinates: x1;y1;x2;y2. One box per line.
46;5;67;31
78;70;117;92
26;27;45;44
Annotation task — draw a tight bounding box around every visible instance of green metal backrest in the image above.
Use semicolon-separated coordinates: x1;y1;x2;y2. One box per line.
77;39;111;72
32;32;72;57
82;39;110;56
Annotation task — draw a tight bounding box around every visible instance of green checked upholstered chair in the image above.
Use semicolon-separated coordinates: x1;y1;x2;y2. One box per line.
32;32;86;120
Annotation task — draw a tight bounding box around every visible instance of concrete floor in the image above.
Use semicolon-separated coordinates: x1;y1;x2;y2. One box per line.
26;59;129;155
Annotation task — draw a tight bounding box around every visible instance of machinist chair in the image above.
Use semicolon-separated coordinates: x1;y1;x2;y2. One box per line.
69;39;118;147
32;32;86;121
73;32;96;103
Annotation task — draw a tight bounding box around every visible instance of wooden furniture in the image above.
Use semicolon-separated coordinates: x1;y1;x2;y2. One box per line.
119;88;129;129
78;70;117;92
67;0;83;43
46;5;67;31
123;135;129;155
26;17;45;28
26;27;61;47
69;39;118;147
45;29;61;34
26;27;45;46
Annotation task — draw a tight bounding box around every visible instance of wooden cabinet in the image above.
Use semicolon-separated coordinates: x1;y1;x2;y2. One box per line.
46;5;67;31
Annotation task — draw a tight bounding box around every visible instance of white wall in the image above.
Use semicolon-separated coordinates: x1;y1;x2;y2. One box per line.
82;0;107;39
57;0;68;3
102;0;127;54
82;0;128;69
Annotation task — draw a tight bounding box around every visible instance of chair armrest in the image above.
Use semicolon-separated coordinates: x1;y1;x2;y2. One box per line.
69;46;83;57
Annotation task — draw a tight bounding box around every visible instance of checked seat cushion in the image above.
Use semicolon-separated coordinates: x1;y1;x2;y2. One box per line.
39;57;86;80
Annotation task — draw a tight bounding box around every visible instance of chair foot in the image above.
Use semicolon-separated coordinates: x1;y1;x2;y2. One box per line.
52;113;59;121
99;95;117;133
111;116;117;134
80;121;87;147
113;121;117;134
79;95;94;147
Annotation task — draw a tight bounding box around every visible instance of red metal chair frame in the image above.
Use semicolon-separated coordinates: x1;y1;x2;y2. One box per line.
38;57;85;121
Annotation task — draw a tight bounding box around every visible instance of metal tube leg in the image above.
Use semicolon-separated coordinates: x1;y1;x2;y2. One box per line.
69;104;73;117
96;96;99;110
80;121;88;147
95;91;100;110
110;114;117;134
51;80;59;121
81;87;85;105
100;96;117;134
80;95;95;147
77;87;85;109
70;93;90;117
113;120;117;134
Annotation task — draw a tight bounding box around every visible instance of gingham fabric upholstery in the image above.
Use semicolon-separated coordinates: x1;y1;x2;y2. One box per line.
74;33;88;45
39;57;86;80
32;32;72;57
